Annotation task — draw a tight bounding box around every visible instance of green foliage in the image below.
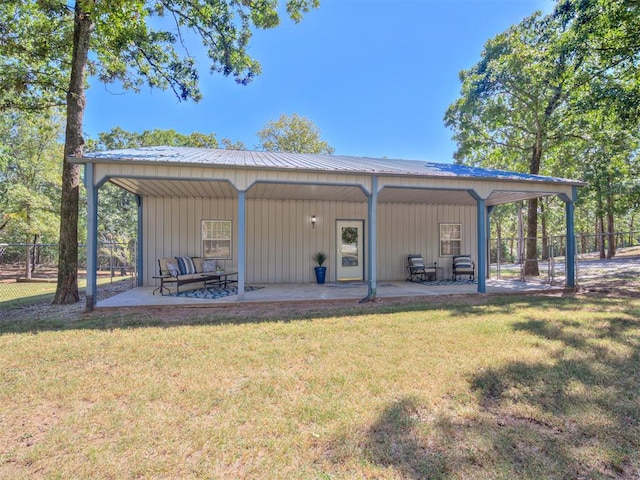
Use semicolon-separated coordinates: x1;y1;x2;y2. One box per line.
0;1;72;111
89;127;219;151
0;110;63;243
444;12;582;173
83;0;319;100
446;2;640;249
555;0;640;125
221;138;247;150
313;251;327;266
257;113;334;154
2;1;319;303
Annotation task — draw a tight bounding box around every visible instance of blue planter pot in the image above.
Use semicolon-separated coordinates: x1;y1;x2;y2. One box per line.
314;266;326;284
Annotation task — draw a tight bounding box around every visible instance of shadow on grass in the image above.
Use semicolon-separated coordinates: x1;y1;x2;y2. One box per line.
1;291;637;336
0;291;586;334
362;313;640;478
364;397;449;479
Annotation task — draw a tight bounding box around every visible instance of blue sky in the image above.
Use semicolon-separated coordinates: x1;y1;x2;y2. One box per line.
84;0;552;163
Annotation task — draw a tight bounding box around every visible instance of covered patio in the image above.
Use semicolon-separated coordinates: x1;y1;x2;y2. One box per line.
96;277;565;309
73;147;583;311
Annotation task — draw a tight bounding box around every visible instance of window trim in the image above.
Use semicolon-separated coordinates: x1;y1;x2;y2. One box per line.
439;223;462;257
202;220;232;259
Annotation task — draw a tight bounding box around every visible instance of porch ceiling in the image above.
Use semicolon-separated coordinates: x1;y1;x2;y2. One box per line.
109;178;558;206
247;183;367;201
486;190;556;206
378;188;476;205
110;178;238;198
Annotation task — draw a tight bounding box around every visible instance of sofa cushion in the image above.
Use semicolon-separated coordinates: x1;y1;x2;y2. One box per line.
175;256;196;275
178;273;208;281
191;257;204;273
454;256;473;270
410;257;425;268
201;259;217;272
159;257;175;276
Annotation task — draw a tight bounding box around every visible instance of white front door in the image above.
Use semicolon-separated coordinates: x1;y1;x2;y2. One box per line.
336;220;364;281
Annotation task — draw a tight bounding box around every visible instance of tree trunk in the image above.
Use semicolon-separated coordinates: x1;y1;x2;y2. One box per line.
525;198;540;276
524;138;542;276
53;2;92;305
606;194;615;258
598;215;606;259
25;235;32;280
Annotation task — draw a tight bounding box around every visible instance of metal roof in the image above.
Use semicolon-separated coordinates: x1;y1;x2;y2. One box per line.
78;146;583;186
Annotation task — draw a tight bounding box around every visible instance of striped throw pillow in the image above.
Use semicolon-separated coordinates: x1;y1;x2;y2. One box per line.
175;256;196;275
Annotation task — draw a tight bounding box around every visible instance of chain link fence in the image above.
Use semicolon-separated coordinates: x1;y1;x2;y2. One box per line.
490;231;640;289
0;242;137;307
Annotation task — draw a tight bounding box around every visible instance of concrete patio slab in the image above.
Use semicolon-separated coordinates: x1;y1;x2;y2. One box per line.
95;278;565;309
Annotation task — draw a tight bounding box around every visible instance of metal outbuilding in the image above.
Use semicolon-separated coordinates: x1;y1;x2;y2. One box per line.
72;146;583;310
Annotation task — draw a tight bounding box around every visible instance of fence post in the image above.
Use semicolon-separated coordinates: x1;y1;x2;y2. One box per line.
496;232;501;279
549;240;554;284
109;243;114;282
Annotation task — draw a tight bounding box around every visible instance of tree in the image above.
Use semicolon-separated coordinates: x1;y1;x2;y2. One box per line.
0;110;63;277
221;138;247;150
554;0;640;125
257;113;334;154
0;2;71;111
92;127;219;150
445;12;588;275
1;1;319;304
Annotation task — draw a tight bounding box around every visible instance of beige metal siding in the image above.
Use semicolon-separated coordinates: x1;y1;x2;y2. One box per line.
143;197;478;286
143;197;236;285
246;199;368;283
377;203;477;280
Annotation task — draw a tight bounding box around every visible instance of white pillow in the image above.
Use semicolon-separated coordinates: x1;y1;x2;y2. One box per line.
166;262;180;277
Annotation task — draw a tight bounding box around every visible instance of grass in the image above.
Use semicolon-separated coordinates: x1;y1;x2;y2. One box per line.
0;275;130;308
1;293;639;479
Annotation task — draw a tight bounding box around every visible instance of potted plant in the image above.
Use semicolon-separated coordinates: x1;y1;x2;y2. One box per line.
313;252;327;284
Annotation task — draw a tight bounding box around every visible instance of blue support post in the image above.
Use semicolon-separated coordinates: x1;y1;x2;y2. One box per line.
136;195;143;287
477;198;487;293
565;186;577;288
367;176;378;299
85;163;98;311
487;206;496;279
237;191;246;301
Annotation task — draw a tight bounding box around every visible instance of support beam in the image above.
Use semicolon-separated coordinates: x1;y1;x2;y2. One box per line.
487;206;496;279
477;198;487;293
367;176;378;299
237;191;246;301
565;186;577;288
136;195;143;287
85;163;98;311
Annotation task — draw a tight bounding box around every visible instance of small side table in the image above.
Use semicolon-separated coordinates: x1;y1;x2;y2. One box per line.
152;275;171;296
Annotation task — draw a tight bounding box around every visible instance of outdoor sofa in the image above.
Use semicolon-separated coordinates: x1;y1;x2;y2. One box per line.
157;256;232;295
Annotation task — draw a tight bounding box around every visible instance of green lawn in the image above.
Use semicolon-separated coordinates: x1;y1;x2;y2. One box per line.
0;276;129;308
1;294;639;479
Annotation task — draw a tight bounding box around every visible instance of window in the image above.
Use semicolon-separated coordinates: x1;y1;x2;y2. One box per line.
202;220;232;259
440;223;462;256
